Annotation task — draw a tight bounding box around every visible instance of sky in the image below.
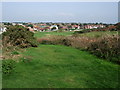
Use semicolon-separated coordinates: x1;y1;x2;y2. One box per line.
2;2;118;24
118;1;120;22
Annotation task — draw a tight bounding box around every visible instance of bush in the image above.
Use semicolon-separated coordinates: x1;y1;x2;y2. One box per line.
11;51;19;55
37;35;72;46
37;38;53;45
2;60;16;74
88;35;120;64
70;36;97;50
37;35;97;49
2;25;38;48
74;30;86;34
76;30;85;34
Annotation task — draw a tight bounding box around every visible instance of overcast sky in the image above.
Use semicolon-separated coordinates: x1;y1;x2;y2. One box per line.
2;2;118;24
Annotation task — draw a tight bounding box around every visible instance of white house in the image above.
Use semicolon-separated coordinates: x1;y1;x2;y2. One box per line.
0;27;7;34
33;28;39;31
50;25;58;31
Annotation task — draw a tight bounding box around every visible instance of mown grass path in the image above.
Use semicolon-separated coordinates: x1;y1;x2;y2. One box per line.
3;45;119;88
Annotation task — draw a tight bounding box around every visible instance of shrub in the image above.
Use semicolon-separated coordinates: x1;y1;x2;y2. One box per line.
2;59;16;74
37;38;53;45
87;35;120;64
70;36;97;50
11;51;19;55
37;35;97;49
2;25;38;48
74;29;97;34
74;30;85;34
37;35;72;46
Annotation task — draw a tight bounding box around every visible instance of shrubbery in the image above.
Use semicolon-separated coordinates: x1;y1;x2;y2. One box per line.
87;35;120;64
37;35;97;49
2;25;38;48
11;51;19;55
2;60;16;74
74;29;92;34
37;36;72;46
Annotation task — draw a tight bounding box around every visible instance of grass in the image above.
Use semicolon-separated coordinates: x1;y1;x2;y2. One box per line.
34;31;118;39
34;31;74;38
78;31;118;38
3;45;120;88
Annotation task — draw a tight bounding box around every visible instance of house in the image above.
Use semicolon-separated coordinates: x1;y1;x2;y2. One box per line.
0;27;7;34
33;28;38;31
84;24;105;29
28;27;35;33
50;25;58;31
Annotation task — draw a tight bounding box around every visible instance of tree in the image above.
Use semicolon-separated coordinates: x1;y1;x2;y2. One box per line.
27;24;33;28
95;22;98;25
67;25;72;29
4;22;12;25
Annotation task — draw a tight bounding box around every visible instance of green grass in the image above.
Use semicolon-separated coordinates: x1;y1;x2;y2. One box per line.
34;31;74;38
79;31;118;38
34;31;118;39
3;45;120;88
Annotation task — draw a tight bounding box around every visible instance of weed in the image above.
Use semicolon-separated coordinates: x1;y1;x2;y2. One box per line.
2;59;16;74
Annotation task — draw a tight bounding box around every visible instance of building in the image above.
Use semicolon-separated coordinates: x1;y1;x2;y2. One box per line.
0;27;7;34
50;25;58;31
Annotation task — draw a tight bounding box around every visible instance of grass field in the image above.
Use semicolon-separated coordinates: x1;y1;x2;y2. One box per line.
34;31;118;39
3;45;119;88
78;31;118;37
34;31;74;38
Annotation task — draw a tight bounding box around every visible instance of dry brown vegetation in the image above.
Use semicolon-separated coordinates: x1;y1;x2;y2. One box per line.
37;35;97;49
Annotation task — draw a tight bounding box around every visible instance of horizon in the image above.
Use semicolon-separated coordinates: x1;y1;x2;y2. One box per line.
1;21;116;24
2;2;118;24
